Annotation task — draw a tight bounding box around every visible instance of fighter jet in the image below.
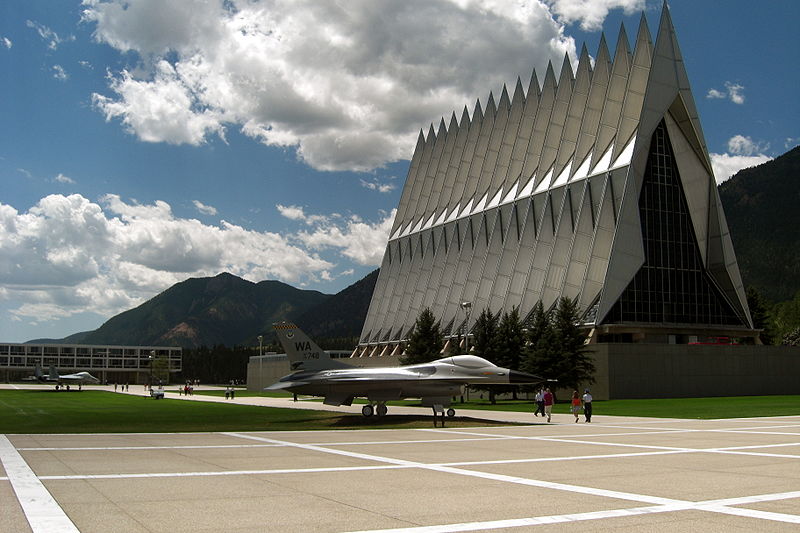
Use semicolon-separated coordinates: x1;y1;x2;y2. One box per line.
267;321;543;417
29;364;100;390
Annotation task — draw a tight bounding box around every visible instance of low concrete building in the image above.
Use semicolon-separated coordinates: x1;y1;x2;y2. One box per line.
0;342;182;384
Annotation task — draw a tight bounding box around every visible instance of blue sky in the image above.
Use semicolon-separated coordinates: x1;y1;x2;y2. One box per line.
1;0;798;343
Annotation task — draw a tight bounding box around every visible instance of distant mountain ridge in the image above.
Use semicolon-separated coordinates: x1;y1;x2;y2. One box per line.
719;145;800;302
27;271;378;348
79;272;331;347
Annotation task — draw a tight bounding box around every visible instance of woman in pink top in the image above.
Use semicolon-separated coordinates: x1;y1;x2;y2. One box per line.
543;388;554;422
571;390;581;423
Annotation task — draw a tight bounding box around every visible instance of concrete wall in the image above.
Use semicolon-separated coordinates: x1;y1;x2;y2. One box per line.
590;344;800;399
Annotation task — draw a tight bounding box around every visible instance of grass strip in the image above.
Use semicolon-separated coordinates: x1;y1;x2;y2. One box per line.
0;390;517;434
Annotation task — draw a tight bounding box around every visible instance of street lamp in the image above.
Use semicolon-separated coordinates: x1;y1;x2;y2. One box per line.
148;350;155;390
460;301;473;403
460;301;472;354
258;335;263;356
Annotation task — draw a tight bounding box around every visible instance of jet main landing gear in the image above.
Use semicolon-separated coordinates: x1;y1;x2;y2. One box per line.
361;402;388;417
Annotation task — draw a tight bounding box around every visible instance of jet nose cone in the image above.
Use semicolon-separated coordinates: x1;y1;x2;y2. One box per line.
509;370;542;384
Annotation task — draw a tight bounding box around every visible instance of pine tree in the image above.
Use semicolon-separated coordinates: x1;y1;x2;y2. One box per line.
495;307;524;371
471;307;500;362
551;297;595;391
401;307;444;365
495;307;525;399
471;307;500;403
521;300;554;377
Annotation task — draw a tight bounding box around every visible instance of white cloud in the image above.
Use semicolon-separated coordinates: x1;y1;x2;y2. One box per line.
545;0;644;31
0;194;336;323
727;134;767;156
725;82;745;104
360;178;396;194
92;61;224;145
54;173;75;184
297;209;395;266
2;37;11;49
276;204;306;221
192;200;217;216
785;137;800;149
82;0;590;172
707;81;745;105
710;134;772;183
710;153;771;184
52;65;69;81
276;204;329;225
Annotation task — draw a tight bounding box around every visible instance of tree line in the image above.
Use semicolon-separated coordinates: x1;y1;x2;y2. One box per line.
401;297;596;400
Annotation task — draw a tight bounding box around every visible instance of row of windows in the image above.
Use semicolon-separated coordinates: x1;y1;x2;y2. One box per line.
0;346;180;357
0;356;182;369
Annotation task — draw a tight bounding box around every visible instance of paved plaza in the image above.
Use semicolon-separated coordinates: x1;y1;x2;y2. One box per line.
1;388;798;532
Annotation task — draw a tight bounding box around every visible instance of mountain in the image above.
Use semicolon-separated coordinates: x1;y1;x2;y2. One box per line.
295;269;378;339
719;145;800;303
78;273;330;347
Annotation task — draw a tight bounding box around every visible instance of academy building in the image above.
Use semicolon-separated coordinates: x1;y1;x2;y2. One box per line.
348;5;800;400
358;4;757;357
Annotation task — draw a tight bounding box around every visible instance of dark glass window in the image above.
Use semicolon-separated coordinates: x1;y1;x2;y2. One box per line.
604;121;744;327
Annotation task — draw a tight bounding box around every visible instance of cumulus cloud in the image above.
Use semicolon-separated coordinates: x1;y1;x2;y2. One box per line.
192;200;217;216
81;0;598;172
727;134;767;156
297;209;396;265
710;135;772;184
0;194;338;323
2;37;11;49
545;0;644;31
707;81;745;104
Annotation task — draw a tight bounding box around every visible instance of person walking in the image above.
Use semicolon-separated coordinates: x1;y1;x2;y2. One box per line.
571;390;581;423
582;388;593;423
543;388;554;423
534;388;544;417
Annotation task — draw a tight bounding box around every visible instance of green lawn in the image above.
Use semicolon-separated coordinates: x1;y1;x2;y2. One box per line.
1;390;796;434
0;390;516;434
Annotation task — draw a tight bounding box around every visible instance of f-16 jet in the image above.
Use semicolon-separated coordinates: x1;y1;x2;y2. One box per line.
28;364;100;390
267;321;543;417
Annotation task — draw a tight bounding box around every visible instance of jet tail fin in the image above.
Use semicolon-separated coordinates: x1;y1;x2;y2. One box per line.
48;365;58;381
272;322;352;372
34;363;43;380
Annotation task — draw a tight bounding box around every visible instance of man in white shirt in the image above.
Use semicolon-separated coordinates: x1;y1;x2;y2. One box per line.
582;389;593;423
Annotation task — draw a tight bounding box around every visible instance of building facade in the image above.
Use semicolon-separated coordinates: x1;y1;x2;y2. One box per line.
358;5;755;356
0;343;182;384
